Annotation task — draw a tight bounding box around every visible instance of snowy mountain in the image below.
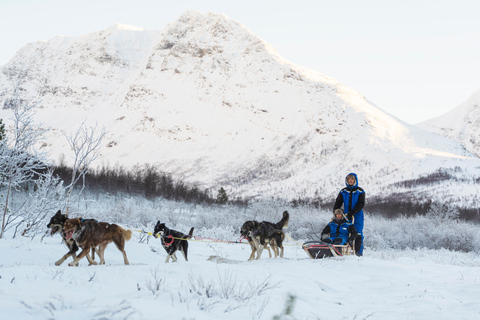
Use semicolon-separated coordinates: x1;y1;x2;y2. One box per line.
417;88;480;158
1;10;480;207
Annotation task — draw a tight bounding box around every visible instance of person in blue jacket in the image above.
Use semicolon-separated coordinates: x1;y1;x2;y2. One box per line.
321;209;357;246
333;173;365;256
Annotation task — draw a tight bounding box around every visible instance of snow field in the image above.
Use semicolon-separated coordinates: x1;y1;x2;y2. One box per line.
1;230;479;320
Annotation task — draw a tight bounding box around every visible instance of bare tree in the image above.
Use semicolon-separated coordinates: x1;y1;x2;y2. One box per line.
0;102;49;238
14;169;66;237
63;121;106;216
427;202;460;221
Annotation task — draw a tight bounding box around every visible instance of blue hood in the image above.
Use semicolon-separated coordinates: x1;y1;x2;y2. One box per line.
345;173;358;189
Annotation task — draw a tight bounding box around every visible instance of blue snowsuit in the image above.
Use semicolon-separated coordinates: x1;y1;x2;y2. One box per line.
333;173;365;255
321;217;357;245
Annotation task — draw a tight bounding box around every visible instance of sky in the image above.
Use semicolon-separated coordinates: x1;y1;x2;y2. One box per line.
1;0;480;124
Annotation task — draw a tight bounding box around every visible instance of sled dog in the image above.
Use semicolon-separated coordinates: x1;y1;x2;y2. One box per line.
153;222;194;263
250;222;286;259
62;218;132;266
240;210;289;260
47;210;101;266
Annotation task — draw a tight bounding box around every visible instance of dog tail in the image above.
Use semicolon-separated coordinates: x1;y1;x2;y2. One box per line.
186;227;194;238
277;211;289;229
120;228;133;241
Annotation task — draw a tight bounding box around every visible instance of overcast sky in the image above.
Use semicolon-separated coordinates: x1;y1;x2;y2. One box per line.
2;0;479;124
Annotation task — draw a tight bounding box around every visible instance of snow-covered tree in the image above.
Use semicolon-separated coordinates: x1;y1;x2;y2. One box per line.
0;119;5;140
216;187;229;205
0;102;50;238
15;169;66;237
427;202;460;221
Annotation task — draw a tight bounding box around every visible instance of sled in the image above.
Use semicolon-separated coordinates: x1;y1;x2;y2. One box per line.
303;240;355;259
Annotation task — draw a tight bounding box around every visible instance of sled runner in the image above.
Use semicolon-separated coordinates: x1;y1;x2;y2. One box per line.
302;240;355;259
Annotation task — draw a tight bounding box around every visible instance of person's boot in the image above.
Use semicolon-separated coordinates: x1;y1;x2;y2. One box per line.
355;235;363;256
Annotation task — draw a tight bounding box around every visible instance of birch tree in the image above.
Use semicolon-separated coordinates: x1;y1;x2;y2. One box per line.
63;121;106;216
0;103;49;238
427;202;460;221
15;169;66;237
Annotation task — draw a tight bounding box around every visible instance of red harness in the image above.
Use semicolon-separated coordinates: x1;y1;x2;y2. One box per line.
163;235;174;246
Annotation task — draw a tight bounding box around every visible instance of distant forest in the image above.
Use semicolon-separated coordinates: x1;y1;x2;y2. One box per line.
52;163;248;206
53;163;214;204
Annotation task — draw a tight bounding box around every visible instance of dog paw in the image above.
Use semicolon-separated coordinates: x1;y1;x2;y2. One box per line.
55;261;62;266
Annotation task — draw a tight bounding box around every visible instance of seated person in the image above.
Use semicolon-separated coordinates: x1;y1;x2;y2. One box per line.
321;209;357;246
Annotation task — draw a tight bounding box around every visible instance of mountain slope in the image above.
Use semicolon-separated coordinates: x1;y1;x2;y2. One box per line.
417;88;480;158
1;10;480;207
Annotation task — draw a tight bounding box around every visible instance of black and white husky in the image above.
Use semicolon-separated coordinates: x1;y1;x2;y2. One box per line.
240;211;289;260
153;222;194;263
250;222;286;259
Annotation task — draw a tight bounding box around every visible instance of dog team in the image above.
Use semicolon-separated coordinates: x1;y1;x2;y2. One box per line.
46;210;289;266
47;172;364;265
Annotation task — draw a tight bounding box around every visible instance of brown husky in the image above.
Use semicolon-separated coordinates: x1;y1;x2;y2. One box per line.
47;210;101;266
63;218;132;266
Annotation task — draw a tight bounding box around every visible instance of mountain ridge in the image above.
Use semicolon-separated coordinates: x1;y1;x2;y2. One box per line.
418;88;480;159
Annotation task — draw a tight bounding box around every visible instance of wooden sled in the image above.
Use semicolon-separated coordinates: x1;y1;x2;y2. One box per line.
303;240;355;259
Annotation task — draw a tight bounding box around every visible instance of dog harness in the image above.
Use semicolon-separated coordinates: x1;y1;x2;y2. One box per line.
162;235;174;246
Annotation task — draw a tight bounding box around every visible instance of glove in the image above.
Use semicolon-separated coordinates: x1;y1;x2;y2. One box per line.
347;213;353;220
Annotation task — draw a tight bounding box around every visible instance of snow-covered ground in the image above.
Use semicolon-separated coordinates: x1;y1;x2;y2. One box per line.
2;228;479;320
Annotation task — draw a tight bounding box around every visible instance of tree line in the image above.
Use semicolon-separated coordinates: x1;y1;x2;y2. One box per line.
53;163;216;204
